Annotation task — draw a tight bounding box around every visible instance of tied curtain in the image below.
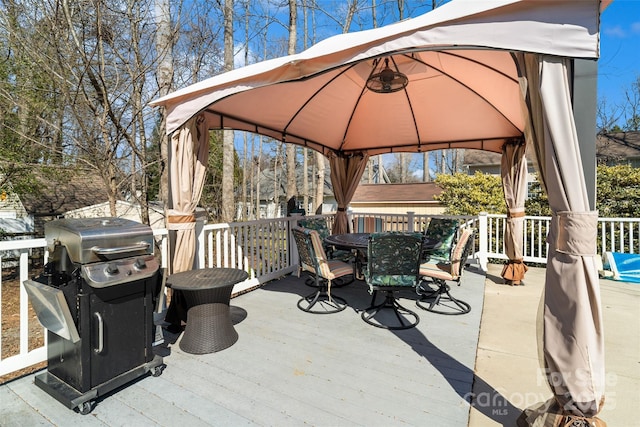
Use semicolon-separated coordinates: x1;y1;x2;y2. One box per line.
328;152;370;235
500;138;529;285
517;54;605;426
167;114;209;274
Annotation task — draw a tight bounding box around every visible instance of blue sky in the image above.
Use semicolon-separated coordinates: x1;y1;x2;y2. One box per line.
598;0;640;115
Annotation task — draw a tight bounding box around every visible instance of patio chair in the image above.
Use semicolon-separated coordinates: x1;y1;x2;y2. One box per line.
291;227;351;314
417;228;475;315
422;217;459;262
297;217;352;261
361;232;423;330
353;216;384;233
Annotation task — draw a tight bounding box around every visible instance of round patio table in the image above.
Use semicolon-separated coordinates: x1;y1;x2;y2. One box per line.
324;233;369;250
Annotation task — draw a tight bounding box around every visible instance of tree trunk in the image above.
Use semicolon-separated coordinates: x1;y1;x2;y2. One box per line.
285;0;298;209
423;152;430;181
314;153;325;213
221;0;235;222
155;0;173;209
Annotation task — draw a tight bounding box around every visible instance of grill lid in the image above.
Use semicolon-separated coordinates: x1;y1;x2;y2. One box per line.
45;217;154;265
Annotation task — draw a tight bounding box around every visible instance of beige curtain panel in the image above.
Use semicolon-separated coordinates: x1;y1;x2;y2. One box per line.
517;54;605;426
167;114;209;274
328;152;370;235
500;139;529;285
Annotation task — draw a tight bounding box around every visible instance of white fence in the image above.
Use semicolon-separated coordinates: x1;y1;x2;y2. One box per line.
2;213;639;378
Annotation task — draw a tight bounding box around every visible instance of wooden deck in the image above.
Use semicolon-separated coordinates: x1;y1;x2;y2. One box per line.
0;267;487;426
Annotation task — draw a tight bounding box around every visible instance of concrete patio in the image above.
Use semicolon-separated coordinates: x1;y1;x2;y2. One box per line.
470;264;640;426
0;264;637;426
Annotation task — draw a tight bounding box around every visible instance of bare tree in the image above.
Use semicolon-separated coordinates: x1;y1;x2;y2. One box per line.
0;0;62;191
155;0;173;206
597;97;622;134
59;0;158;219
285;0;298;211
221;0;235;222
623;75;640;131
423;152;430;181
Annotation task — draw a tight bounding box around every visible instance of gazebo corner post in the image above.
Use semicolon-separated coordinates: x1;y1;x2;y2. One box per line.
328;151;370;235
500;137;529;286
516;54;605;426
288;220;300;272
166;114;210;274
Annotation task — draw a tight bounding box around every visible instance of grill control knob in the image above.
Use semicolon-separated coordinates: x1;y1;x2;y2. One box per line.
134;258;147;270
105;263;119;276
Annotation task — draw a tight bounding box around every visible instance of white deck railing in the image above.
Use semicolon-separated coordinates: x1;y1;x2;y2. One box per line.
2;212;639;378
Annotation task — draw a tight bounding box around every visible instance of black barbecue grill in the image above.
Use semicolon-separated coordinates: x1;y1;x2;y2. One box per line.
24;217;165;414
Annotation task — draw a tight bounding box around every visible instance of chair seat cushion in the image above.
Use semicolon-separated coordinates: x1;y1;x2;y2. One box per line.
326;260;353;279
419;262;454;281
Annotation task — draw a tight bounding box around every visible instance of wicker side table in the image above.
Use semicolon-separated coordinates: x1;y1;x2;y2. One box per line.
167;268;248;354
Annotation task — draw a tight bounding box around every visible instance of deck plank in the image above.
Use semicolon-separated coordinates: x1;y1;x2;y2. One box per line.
0;385;55;427
0;267;486;426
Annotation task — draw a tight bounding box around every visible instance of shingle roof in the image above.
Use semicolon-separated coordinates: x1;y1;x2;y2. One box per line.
596;132;640;162
463;131;640;166
17;168;109;216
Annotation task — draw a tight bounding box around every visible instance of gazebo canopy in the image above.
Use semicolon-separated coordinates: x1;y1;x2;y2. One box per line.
153;0;607;157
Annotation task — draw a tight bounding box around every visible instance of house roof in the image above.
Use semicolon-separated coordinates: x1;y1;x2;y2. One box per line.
463;131;640;167
351;182;442;203
596;132;640;162
17;168;109;216
462;150;502;166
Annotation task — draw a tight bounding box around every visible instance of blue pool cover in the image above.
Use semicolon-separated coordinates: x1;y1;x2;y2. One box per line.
605;252;640;284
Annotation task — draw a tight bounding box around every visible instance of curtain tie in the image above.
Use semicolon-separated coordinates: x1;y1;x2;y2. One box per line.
507;209;525;218
167;213;196;230
555;211;598;256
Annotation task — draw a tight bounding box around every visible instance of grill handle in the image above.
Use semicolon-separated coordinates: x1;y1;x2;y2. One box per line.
94;312;104;354
91;242;150;256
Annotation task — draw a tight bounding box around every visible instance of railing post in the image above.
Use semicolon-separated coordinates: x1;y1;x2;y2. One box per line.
477;212;489;271
288;219;299;268
407;211;415;232
194;216;206;269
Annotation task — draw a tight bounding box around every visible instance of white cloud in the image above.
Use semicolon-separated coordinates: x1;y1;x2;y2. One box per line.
604;25;626;38
632;22;640;35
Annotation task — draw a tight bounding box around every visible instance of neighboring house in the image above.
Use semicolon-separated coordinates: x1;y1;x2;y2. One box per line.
463;131;640;180
350;182;445;216
65;200;167;230
2;168;109;236
0;183;28;219
596;132;640;167
463;148;538;179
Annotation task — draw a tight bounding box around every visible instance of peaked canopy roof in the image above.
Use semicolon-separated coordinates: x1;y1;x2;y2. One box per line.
152;0;609;156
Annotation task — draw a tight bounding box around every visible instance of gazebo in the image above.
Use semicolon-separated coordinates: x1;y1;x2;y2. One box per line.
151;1;611;424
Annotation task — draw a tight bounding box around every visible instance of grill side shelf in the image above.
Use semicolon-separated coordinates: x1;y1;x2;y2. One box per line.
23;279;81;343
